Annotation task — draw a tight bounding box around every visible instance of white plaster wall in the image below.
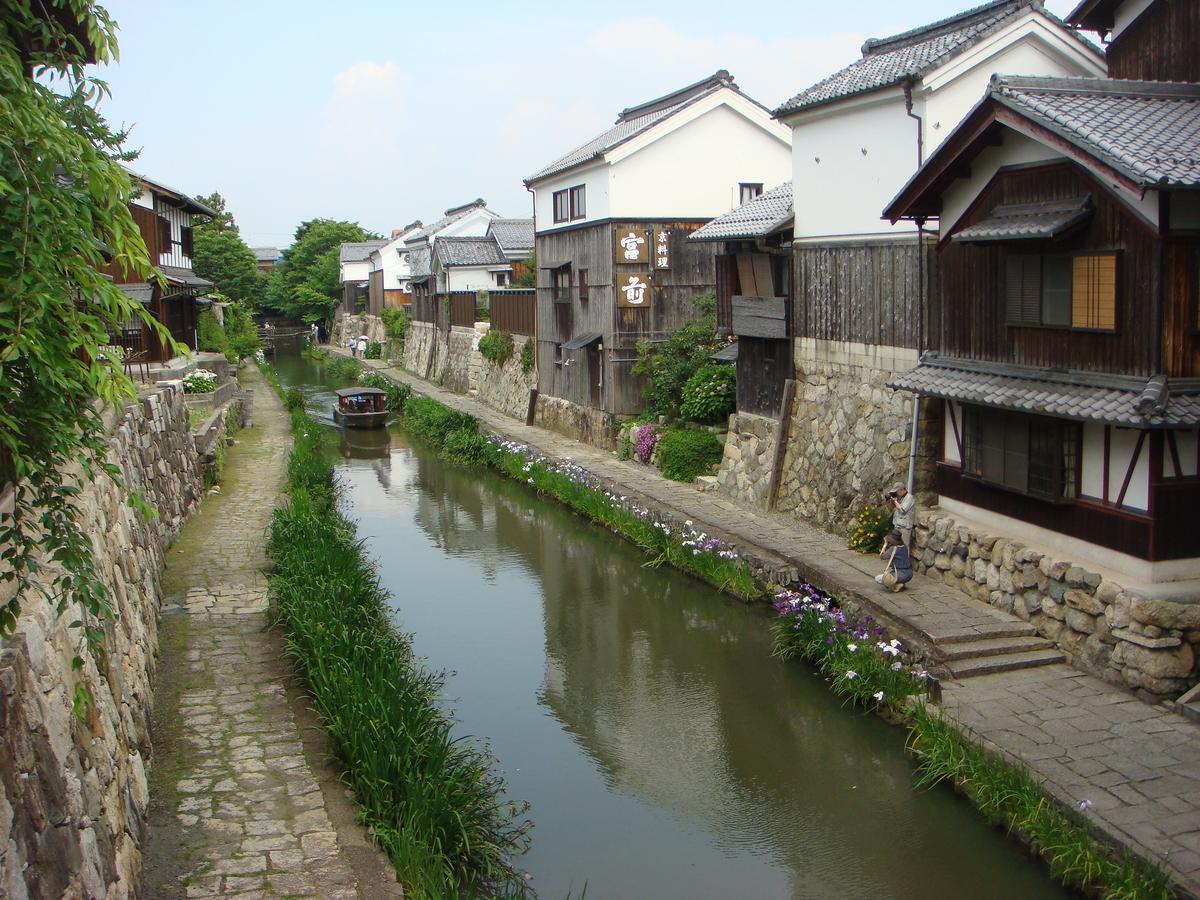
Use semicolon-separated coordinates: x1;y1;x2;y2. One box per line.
1113;0;1155;38
1164;430;1199;478
155;199;193;270
1081;422;1106;500
438;208;499;239
943;400;963;464
130;189;153;210
340;259;371;283
1108;426;1150;511
447;266;504;292
532;162;610;235
608;102;790;220
790;90;917;239
938;131;1063;235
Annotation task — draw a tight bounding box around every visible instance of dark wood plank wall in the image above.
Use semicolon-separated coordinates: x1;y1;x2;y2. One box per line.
367;269;384;316
1107;0;1200;82
794;236;934;350
938;163;1162;376
490;290;536;336
97;204;162;281
1163;240;1200;377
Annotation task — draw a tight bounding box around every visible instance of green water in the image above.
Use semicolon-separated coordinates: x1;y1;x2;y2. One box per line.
271;346;1069;900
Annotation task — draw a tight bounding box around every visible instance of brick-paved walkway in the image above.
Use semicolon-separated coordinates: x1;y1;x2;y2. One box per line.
351;350;1200;897
143;365;402;899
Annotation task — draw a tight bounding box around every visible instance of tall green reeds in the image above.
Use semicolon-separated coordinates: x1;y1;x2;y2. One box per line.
268;407;529;898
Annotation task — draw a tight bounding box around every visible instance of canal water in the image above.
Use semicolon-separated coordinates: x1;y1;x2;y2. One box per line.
271;347;1068;899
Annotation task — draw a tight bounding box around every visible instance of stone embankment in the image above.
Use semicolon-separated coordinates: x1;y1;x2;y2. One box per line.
341;348;1200;897
0;383;202;899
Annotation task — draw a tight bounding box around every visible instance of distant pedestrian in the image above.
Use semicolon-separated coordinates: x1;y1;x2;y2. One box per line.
348;335;357;357
888;484;916;549
356;335;368;357
875;530;913;592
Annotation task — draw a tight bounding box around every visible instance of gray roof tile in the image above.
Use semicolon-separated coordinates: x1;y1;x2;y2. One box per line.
487;218;534;251
408;245;432;280
690;182;793;241
775;1;1043;116
338;240;387;263
953;195;1091;242
251;246;280;262
890;355;1200;427
992;76;1200;188
433;236;508;268
406;200;491;243
526;71;751;183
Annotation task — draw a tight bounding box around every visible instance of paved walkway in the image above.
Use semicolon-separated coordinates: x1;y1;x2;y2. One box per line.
351;350;1200;897
144;366;402;899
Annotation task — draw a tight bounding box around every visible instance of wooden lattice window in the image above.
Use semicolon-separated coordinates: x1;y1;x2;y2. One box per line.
962;407;1079;502
1072;254;1116;330
1005;253;1117;331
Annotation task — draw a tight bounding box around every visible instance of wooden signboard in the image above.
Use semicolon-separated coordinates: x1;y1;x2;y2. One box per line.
616;273;653;309
732;295;787;338
613;226;649;265
654;229;670;270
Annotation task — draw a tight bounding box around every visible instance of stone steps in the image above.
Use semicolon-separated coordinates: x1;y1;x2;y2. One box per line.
1174;683;1200;725
943;648;1065;679
936;634;1053;661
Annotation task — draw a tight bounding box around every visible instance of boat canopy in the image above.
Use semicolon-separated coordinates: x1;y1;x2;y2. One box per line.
334;387;388;398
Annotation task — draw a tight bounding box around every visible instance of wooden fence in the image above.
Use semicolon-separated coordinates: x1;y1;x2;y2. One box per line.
489;290;536;336
448;293;476;329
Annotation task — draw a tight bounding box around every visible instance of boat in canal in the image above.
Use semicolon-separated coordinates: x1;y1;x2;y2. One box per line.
332;386;389;428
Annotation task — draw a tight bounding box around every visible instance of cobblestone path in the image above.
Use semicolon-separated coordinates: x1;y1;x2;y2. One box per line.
143;365;401;899
351;350;1200;896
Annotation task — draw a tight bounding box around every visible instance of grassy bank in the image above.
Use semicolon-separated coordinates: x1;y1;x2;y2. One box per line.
264;395;529;896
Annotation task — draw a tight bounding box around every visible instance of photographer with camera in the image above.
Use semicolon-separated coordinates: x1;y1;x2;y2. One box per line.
886;484;915;549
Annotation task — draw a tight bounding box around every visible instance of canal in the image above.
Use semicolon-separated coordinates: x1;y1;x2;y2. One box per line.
271;347;1068;899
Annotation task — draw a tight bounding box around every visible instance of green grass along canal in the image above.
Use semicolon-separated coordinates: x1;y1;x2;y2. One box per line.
270;347;1070;899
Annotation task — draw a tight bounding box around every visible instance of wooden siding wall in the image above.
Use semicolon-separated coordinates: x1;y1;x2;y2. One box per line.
938;164;1164;376
411;288;437;323
794;237;936;349
1163;240;1200;377
1108;0;1200;82
490;290;536;336
448;293;476;329
367;269;384;316
97;205;162;281
383;289;410;309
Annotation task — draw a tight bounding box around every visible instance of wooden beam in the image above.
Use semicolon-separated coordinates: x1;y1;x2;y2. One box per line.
766;378;797;512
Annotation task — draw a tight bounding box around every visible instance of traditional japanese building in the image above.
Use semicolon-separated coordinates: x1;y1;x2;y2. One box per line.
366;221;423;315
101;172;216;363
881;0;1200;581
524;70;791;444
338;240;387;314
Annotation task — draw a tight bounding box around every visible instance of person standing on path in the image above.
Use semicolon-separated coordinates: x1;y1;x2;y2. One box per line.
889;485;916;549
357;335;368;357
348;334;358;357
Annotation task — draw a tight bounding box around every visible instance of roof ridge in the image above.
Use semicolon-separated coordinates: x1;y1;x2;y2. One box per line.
617;69;735;121
995;74;1200;98
863;0;1030;56
444;198;486;215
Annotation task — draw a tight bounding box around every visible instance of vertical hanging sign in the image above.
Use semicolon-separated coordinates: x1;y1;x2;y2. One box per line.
616;273;652;308
613;226;649;265
654;229;670;270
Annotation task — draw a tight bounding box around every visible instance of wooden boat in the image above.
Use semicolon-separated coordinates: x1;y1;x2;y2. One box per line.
332;387;389;428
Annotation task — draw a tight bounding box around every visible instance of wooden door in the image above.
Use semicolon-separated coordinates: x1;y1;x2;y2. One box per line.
587;343;602;408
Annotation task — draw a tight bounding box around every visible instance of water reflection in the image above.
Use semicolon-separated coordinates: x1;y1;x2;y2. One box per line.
339;426;391;460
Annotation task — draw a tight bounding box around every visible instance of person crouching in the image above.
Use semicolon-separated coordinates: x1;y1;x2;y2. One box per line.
875;530;913;592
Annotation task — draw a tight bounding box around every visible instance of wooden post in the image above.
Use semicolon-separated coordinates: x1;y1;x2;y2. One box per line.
525;388;539;426
766;378;796;512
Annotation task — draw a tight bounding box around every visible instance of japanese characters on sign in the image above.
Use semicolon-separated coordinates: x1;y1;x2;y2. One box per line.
617;274;652;308
654;229;670;270
613;226;649;265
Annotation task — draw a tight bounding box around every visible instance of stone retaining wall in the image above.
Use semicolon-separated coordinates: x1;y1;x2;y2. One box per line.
773;339;938;532
442;326;477;395
914;512;1200;699
715;413;780;508
0;384;201;898
331;313;387;355
400;321;444;382
476;333;536;421
533;395;617;451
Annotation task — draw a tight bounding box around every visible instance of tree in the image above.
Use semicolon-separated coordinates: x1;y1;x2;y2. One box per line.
190;190;265;308
266;218;376;323
0;2;172;652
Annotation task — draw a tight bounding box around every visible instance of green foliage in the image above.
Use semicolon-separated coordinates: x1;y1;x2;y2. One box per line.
196;309;229;355
325;356;362;381
616;426;634;461
0;3;177;647
513;250;535;288
442;428;491;466
192;223;264;309
520;338;534;375
182;370;218;394
358;372;410;411
269;409;530;895
630;293;727;418
265;219;377;322
478;329;514;366
222;301;261;360
655;428;723;482
679;364;736;424
906;706;1173;900
365;341;382;360
402;396;478;446
283;389;305;412
380;306;410;346
848;505;893;554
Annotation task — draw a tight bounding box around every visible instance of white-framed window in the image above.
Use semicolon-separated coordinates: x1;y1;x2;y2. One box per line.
739;182;764;205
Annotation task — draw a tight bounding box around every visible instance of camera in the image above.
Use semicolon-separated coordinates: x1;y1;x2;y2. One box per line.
885;490;898;500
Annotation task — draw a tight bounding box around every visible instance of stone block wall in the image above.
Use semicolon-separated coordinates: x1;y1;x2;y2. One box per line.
773;340;938;533
400;321;445;383
0;383;200;898
533;396;617;451
715;413;780;508
442;327;478;395
476;333;537;421
914;512;1200;700
331;312;387;353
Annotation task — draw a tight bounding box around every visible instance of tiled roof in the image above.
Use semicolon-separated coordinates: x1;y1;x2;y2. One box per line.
251;246;280;262
433;236;508;268
407;245;432;280
405;200;490;243
775;0;1037;116
159;266;214;290
125;168;217;217
992;76;1200;188
488;218;534;251
952;196;1091;242
690;182;793;241
890;355;1200;427
526;71;743;183
117;283;154;304
339;240;387;263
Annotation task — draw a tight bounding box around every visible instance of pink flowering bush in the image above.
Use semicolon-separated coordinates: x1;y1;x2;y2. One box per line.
634;424;660;463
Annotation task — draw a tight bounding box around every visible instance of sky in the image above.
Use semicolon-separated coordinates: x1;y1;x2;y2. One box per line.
92;0;1080;250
